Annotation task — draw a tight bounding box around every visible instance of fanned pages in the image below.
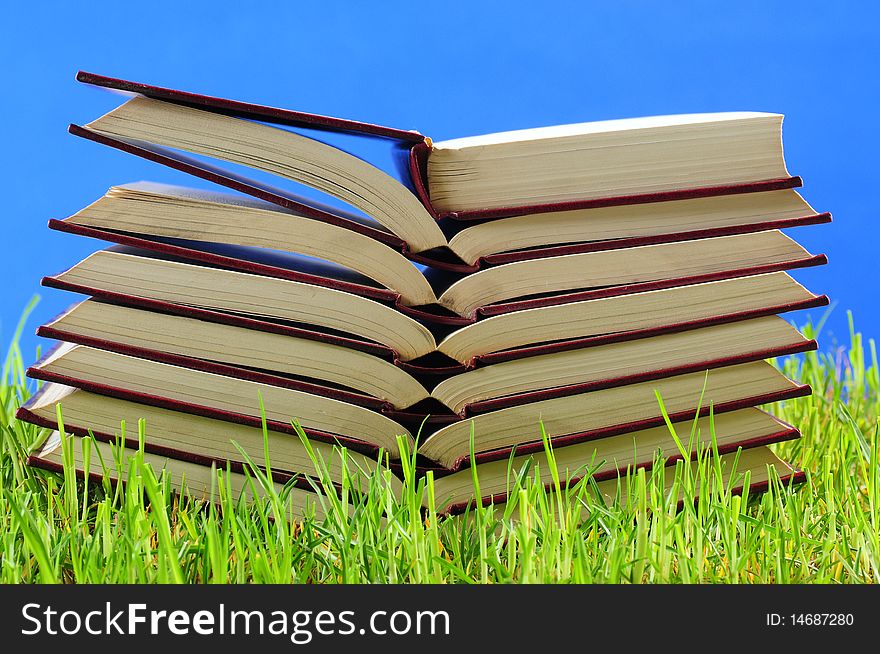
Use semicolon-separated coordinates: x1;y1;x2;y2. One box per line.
84;97;448;253
64;182;437;306
22;386;396;490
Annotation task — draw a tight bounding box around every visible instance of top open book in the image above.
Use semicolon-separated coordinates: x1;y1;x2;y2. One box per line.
70;72;825;272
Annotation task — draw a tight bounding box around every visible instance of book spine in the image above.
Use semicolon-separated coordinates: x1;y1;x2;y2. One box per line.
408;141;439;218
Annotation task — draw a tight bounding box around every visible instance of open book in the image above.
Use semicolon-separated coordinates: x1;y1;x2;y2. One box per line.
26;407;803;516
22;343;809;472
69;72;831;272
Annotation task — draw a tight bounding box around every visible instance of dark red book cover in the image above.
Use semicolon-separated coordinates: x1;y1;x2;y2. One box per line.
76;71;425;142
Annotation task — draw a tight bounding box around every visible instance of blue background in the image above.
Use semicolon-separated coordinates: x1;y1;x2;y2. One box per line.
1;1;876;360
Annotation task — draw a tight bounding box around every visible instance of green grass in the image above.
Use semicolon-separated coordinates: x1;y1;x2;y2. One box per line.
1;300;878;583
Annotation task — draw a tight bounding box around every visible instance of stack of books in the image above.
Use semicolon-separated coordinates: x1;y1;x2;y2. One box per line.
18;72;829;516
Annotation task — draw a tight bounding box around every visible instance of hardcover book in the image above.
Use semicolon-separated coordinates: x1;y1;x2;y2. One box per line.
69;72;830;272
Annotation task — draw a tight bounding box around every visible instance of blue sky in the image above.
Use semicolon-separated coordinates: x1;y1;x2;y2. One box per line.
1;1;876;360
